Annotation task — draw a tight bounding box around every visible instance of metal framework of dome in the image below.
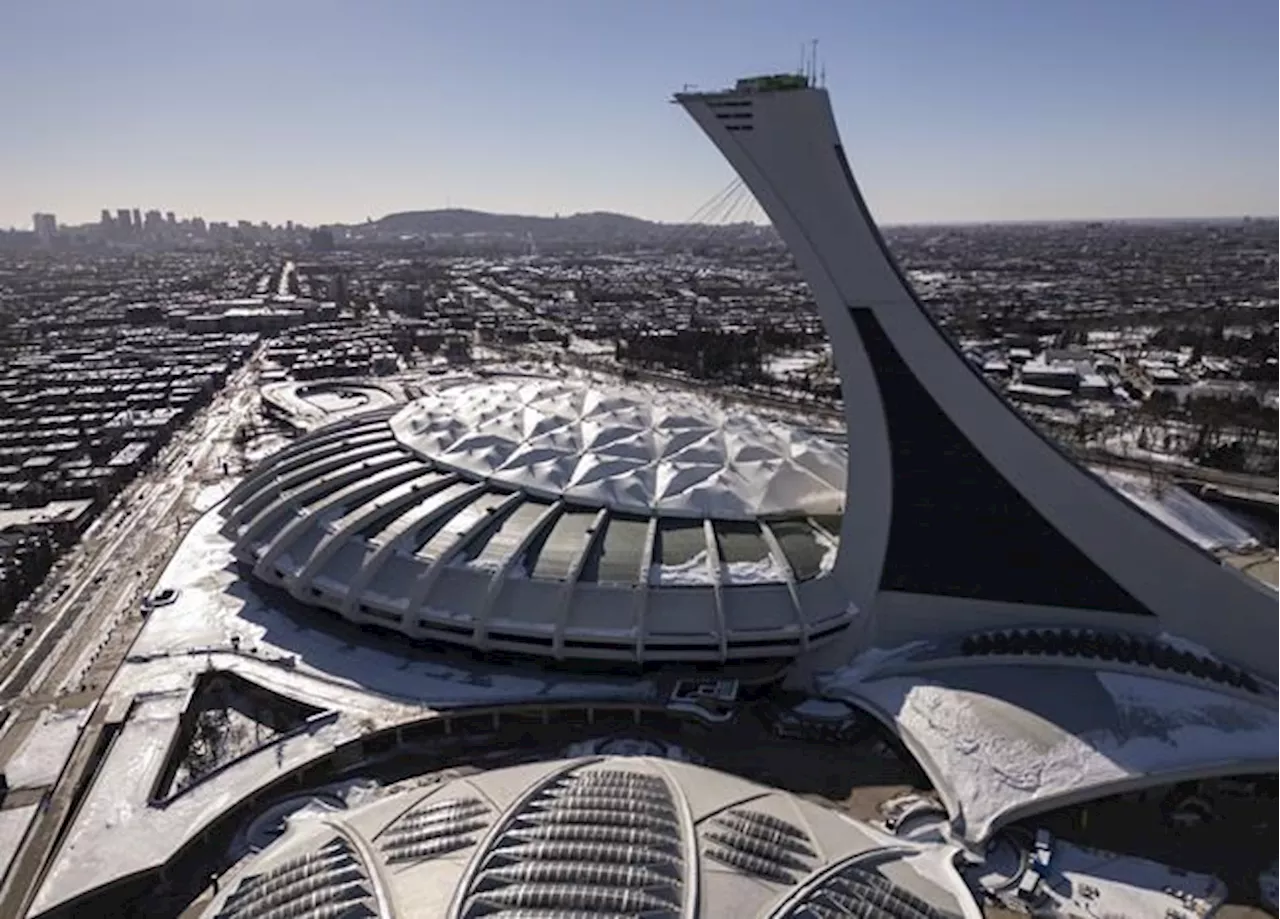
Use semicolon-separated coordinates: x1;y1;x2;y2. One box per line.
782;862;955;919
458;765;686;919
379;797;491;865
214;836;378;919
704;808;817;885
219;377;854;664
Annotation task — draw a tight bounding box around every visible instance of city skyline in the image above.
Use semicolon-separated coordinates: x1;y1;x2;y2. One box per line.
0;47;1276;918
26;203;1280;238
2;0;1277;229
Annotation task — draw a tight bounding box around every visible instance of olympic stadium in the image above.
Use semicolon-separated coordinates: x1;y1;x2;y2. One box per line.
5;71;1275;919
221;374;851;664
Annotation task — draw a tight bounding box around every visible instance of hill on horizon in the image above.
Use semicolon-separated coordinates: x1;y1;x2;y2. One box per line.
362;208;760;238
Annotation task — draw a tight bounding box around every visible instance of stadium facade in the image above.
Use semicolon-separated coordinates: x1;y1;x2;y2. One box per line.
221;375;853;663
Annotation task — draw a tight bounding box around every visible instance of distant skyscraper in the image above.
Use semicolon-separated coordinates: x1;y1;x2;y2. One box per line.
117;209;133;233
31;213;57;242
165;211;176;225
100;209;114;229
329;272;349;307
144;209;163;233
309;228;335;252
131;208;142;232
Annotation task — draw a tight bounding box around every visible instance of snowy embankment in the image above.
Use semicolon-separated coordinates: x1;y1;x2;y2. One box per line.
1092;468;1258;552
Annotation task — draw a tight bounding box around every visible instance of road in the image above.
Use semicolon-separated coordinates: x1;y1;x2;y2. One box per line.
0;350;265;919
277;260;297;299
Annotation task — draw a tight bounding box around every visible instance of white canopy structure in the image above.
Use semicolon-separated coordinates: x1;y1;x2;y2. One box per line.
392;376;846;520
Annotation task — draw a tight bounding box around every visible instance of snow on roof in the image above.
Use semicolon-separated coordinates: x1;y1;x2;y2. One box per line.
1093;469;1258;553
0;805;37;887
390;376;847;520
219;403;854;662
194;755;974;919
4;707;88;789
836;663;1278;843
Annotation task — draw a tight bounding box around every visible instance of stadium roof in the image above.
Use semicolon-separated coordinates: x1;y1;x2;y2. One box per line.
391;375;847;519
197;755;974;919
219;376;854;663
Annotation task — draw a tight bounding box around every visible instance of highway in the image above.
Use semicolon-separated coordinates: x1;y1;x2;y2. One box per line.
0;350;264;919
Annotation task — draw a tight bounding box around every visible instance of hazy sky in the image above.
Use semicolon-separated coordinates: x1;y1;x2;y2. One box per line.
2;1;1276;229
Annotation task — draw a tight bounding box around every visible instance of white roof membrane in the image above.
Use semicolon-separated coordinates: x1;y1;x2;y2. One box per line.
390;377;848;520
830;662;1279;842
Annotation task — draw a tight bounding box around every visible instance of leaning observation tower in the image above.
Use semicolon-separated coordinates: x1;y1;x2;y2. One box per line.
673;73;1278;683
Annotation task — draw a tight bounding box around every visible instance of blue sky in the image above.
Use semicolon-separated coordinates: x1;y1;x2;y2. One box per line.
2;0;1275;228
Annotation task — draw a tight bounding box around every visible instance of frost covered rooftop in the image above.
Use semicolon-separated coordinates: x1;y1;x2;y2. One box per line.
194;755;976;919
819;639;1278;843
391;374;847;519
29;493;664;916
219;375;854;664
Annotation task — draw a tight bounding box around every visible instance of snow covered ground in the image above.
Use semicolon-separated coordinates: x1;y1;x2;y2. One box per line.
32;692;366;916
4;707;88;789
120;504;658;716
765;351;826;379
0;805;37;883
243;433;294;465
566;337;616;357
35;499;662;915
1039;838;1223;919
1092;468;1258;551
193;479;241;513
1097;431;1190;466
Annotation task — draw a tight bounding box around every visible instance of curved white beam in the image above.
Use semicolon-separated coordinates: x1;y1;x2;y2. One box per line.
675;79;1278;681
675;89;893;622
